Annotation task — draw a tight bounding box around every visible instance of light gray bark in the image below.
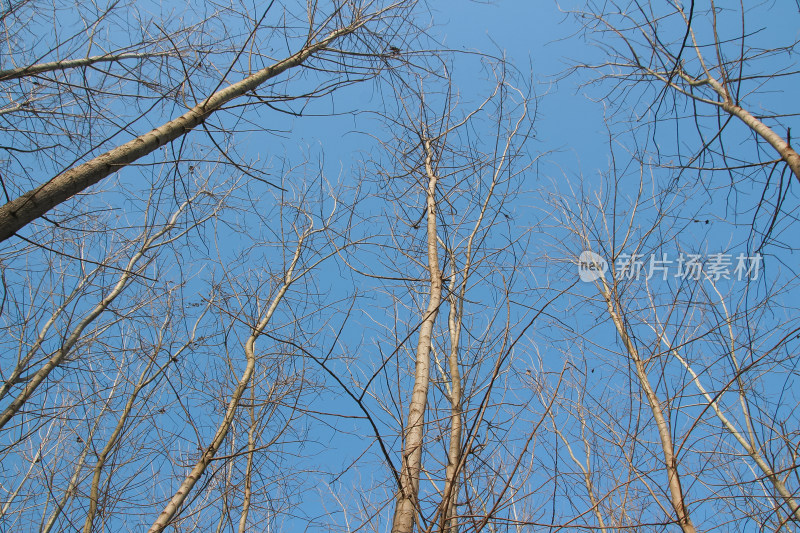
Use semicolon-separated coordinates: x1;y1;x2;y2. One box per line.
0;25;355;243
146;233;305;532
441;275;462;533
392;139;442;533
702;75;800;183
720;99;800;182
0;51;174;82
599;279;697;533
237;393;256;533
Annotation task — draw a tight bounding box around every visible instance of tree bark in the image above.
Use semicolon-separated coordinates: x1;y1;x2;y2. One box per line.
0;25;356;243
146;231;306;532
392;139;442;533
599;279;697;533
441;276;462;533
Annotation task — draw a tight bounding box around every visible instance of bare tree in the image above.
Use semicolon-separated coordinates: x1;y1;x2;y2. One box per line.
570;0;800;250
0;175;233;529
547;3;800;529
0;161;363;529
307;60;571;533
0;0;422;242
540;150;800;531
9;2;800;531
147;192;335;532
0;2;433;529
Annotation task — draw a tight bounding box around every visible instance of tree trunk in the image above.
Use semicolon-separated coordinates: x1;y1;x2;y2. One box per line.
599;279;697;533
0;25;355;243
392;139;442;533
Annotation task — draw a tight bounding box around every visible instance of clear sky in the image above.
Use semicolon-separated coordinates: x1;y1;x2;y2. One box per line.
3;1;800;531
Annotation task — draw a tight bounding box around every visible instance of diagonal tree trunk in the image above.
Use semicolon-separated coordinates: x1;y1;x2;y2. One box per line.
147;228;309;532
597;276;697;533
0;23;360;243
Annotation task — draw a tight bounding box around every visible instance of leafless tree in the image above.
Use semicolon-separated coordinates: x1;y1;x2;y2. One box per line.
539;149;800;531
546;3;800;529
0;161;363;530
0;1;436;529
9;1;799;531
306;61;576;533
570;0;800;250
0;0;423;242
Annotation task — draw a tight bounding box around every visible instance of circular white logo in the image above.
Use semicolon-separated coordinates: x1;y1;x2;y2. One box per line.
578;250;608;282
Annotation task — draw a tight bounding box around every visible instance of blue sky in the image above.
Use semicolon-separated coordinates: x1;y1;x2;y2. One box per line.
4;1;800;531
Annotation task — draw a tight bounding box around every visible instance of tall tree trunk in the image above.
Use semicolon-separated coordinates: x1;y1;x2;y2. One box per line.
441;280;462;533
392;139;442;533
147;232;307;532
599;278;697;533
